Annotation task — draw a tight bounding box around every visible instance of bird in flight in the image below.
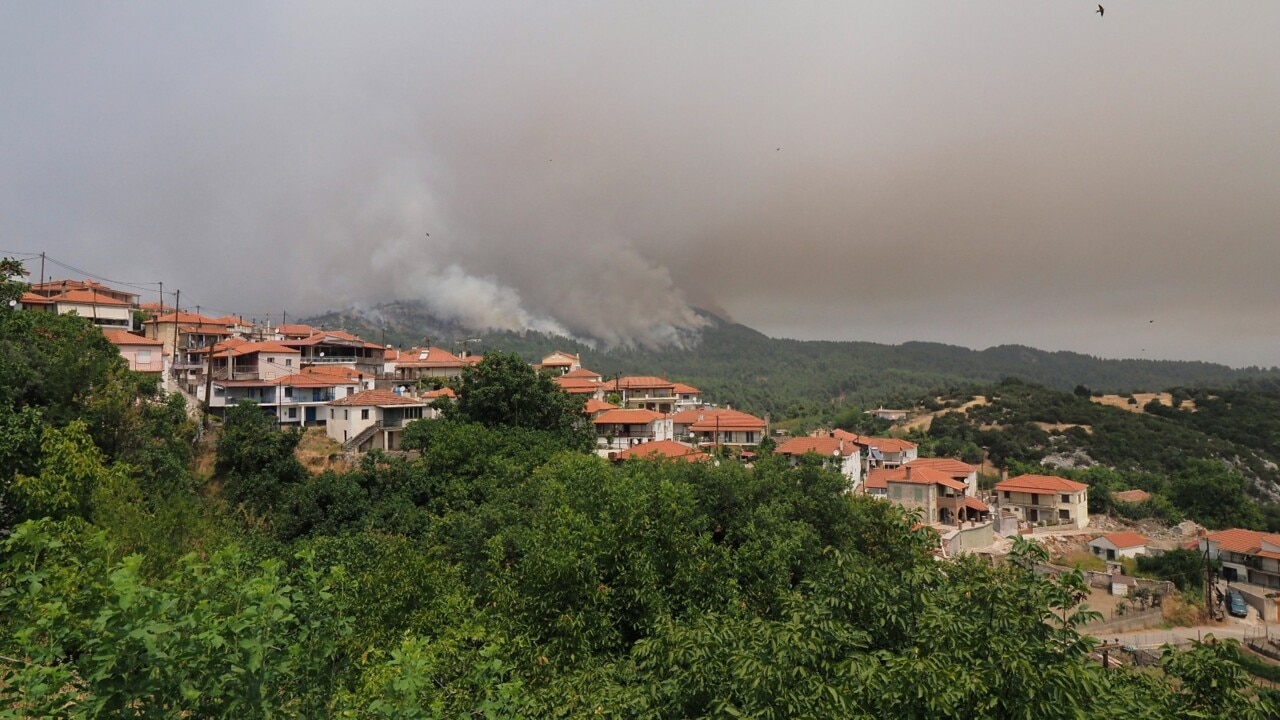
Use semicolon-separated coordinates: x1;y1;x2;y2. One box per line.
1097;5;1104;17
425;232;430;237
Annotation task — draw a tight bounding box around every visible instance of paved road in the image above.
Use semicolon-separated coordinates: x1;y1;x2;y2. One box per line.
1094;619;1278;648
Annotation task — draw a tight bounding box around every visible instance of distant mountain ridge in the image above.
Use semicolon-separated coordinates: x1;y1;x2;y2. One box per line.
303;301;1280;418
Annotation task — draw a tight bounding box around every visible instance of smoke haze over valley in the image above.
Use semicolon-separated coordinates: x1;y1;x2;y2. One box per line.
4;3;1280;362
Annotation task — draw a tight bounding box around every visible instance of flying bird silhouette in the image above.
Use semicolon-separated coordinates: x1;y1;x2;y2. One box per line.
1096;5;1104;17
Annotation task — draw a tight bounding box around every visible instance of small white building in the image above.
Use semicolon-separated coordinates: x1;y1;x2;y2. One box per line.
593;409;674;456
1089;531;1150;562
325;389;428;451
774;435;863;491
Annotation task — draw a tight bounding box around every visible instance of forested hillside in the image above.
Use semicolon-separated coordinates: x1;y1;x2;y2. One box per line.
307;302;1280;420
4;262;1276;717
916;378;1280;532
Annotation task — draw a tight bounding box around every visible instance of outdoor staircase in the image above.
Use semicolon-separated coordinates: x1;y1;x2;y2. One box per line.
342;424;379;452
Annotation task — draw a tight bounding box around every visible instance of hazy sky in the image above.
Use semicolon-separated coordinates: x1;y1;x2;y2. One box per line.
3;2;1279;364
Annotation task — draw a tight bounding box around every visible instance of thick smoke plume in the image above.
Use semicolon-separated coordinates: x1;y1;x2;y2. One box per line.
3;3;1280;362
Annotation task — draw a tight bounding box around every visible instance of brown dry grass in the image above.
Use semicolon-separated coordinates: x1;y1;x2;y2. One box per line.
1162;592;1209;627
900;396;990;432
295;427;351;475
1091;393;1197;414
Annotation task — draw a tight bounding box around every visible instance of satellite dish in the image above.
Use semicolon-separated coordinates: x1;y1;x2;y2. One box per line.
833;449;842;457
7;299;16;308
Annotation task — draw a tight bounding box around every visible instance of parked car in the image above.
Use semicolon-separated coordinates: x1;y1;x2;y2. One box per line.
1228;590;1248;618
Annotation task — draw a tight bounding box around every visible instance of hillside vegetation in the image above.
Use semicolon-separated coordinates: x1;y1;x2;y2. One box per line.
916;378;1280;532
4;261;1276;717
306;302;1280;420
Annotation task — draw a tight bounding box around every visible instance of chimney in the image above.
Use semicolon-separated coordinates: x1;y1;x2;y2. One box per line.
905;466;912;481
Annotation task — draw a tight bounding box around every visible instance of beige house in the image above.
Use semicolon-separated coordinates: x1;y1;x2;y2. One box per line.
102;330;165;375
994;474;1089;529
881;465;988;525
774;435;863;491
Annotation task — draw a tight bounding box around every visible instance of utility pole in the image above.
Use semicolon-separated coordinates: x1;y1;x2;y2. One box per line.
171;289;181;373
202;340;215;428
38;252;45;290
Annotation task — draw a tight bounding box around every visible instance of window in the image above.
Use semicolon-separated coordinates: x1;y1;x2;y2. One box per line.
288;408;297;418
361;409;369;420
913;488;923;502
285;387;293;399
1059;509;1070;521
344;410;349;420
330;409;334;419
1002;491;1009;500
1031;494;1040;505
137;349;151;364
1060;494;1070;503
891;485;901;499
745;432;756;443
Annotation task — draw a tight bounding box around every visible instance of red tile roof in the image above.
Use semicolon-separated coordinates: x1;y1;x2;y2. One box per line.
20;291;54;305
671;382;701;394
422;387;456;400
1204;528;1280;555
888;466;969;491
102;330;163;346
865;468;893;490
50;288;133;306
1096;531;1149;549
616;440;708;462
594;409;665;425
330;389;425;407
995;474;1088;494
1112;489;1152;504
963;497;990;512
584;398;617;414
610;376;675;390
906;458;976;476
688;409;765;432
855;436;917;453
775;436;858;458
395;346;465;368
554;377;606;394
283;331;382;350
150;311;225;325
276;323;317;336
561;367;603;380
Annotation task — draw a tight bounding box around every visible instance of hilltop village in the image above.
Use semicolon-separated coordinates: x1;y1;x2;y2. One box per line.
20;276;1279;624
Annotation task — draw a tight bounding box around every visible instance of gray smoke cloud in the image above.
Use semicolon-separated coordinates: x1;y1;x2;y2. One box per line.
2;3;1279;362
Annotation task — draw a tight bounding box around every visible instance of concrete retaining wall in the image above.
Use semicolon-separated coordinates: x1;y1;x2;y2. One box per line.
1083;607;1165;635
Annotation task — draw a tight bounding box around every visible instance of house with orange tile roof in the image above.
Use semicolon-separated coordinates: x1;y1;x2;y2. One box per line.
583;398;618;417
994;474;1090;529
272;371;368;426
32;286;137;330
671;382;702;409
1199;529;1280;590
852;435;919;469
614;439;709;463
190;340;302;382
102;330;165;374
684;408;766;449
1088;531;1149;562
386;346;469;381
607;376;679;413
878;465;990;526
904;458;978;497
774;434;863;490
280;330;385;376
535;351;581;375
593;408;674;455
29;279;138;306
325;389;429;451
553;374;607;400
143;310;235;370
275;323;318;340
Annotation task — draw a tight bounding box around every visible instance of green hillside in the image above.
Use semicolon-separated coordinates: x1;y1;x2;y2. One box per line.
306;302;1280;420
915;378;1280;531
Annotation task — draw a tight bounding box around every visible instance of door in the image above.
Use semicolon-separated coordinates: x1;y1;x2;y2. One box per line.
305;406;316;424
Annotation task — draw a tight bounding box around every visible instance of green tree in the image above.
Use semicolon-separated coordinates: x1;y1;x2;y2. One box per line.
443;351;592;450
216;401;307;515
